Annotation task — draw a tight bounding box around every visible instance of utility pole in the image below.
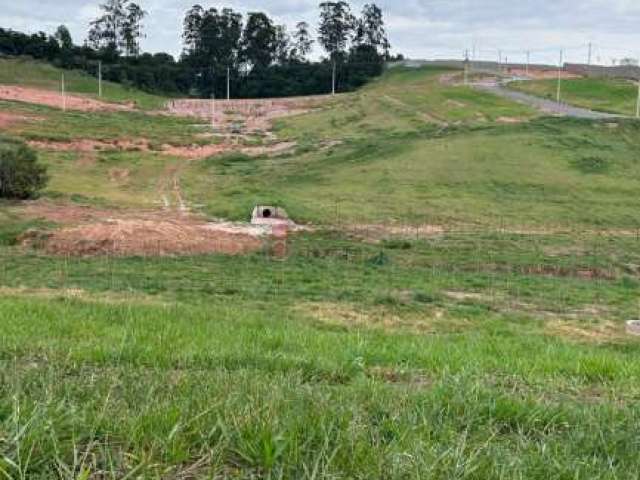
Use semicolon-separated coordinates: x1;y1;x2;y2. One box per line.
588;42;592;66
98;60;102;97
226;66;230;100
464;49;470;85
464;62;469;85
210;92;215;130
61;73;66;112
332;59;336;96
636;77;640;119
556;49;563;104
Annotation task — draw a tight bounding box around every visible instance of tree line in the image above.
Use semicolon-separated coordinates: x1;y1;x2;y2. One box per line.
0;1;401;99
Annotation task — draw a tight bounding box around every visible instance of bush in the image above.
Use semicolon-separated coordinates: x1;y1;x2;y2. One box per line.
0;140;48;199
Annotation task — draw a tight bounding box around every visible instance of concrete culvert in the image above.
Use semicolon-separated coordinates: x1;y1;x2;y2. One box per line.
626;321;640;336
251;205;290;226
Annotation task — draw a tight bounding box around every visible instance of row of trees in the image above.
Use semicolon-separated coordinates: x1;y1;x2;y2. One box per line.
181;2;391;97
0;1;397;99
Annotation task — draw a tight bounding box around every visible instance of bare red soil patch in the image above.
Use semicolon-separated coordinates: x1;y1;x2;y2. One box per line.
18;201;272;257
32;218;264;257
0;85;133;112
161;143;230;159
168;95;329;133
28;138;233;159
18;201;113;224
29;137;295;159
28;139;147;152
0;111;42;128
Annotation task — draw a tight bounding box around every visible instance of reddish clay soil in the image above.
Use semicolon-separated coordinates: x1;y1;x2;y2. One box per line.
161;143;231;159
18;201;114;224
28;139;147;152
167;96;329;133
0;111;43;128
29;138;297;159
28;138;233;159
0;85;133;112
32;218;264;257
18;201;273;257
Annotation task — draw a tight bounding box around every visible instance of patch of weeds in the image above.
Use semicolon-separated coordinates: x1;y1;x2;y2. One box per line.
70;194;92;204
0;220;48;246
366;251;390;267
413;291;438;304
374;294;401;306
571;156;611;174
202;152;254;168
619;276;640;289
383;240;412;250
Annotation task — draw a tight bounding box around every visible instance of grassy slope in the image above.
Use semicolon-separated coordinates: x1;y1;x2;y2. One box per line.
0;98;207;206
509;77;639;115
0;57;167;110
2;66;640;478
183;68;640;228
1;232;640;478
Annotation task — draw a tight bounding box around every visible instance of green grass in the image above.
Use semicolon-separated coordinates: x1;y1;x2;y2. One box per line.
0;57;168;110
183;118;640;228
277;67;536;145
509;77;639;116
3;63;640;478
1;231;640;478
0;100;202;144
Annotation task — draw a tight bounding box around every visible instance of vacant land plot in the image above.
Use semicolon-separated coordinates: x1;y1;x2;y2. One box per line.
2;63;640;478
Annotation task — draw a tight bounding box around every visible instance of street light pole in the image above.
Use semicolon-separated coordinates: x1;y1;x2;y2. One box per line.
556;49;564;104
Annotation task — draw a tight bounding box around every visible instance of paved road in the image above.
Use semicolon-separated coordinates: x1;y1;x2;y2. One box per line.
474;82;624;120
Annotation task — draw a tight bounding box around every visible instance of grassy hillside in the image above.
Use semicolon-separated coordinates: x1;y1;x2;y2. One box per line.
180;68;640;228
183;118;640;228
2;66;640;228
509;77;639;115
1;65;640;478
0;57;168;110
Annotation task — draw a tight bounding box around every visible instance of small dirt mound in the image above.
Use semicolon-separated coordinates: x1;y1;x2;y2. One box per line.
28;219;265;257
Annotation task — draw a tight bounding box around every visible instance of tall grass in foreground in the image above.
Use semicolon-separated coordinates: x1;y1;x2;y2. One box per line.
1;275;640;479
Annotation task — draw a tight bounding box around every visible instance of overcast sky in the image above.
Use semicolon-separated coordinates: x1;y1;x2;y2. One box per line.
4;0;640;65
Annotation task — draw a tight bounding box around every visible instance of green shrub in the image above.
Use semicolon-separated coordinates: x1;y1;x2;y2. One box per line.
0;139;48;199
